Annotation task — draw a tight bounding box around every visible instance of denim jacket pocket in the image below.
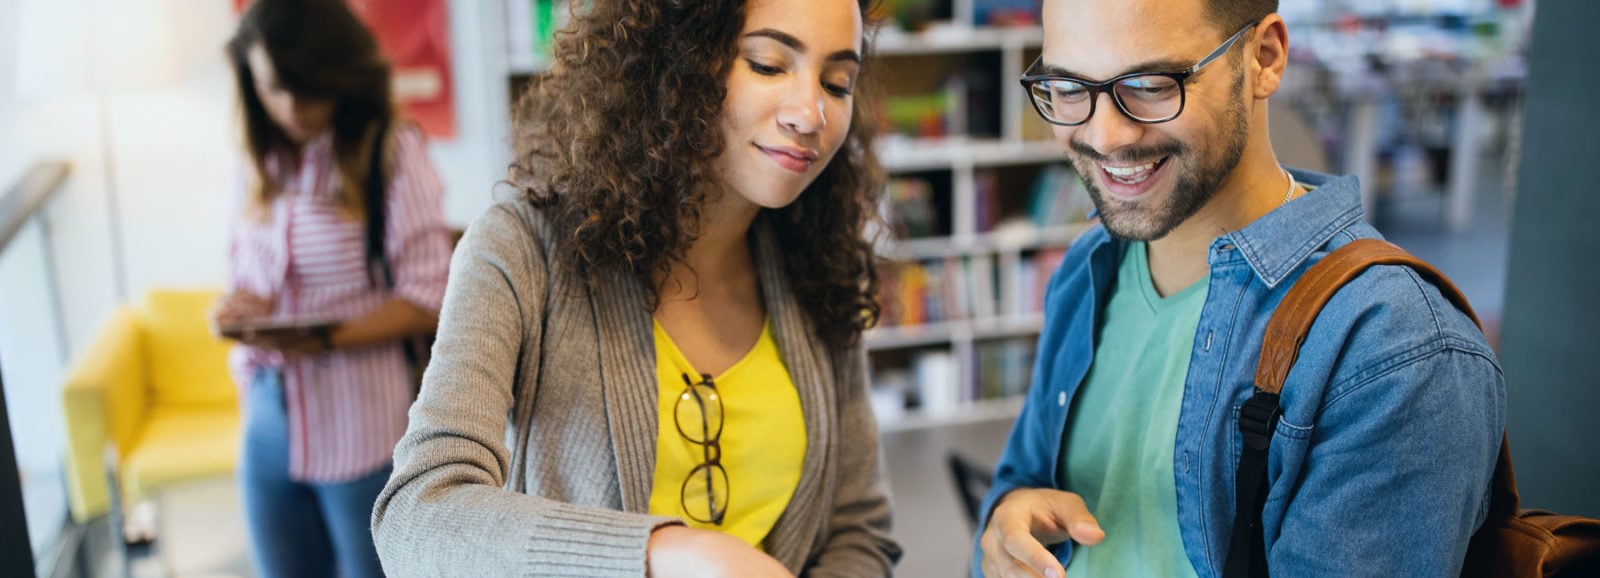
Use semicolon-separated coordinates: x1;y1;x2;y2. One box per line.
1228;405;1315;508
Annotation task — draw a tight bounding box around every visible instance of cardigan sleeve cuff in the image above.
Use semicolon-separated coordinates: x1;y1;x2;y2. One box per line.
522;500;682;577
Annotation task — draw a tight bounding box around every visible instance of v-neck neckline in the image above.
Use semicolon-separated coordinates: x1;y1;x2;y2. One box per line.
1129;242;1209;316
653;319;771;380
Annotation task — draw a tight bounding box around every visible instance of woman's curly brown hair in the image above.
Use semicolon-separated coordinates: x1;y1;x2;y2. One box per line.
510;0;886;347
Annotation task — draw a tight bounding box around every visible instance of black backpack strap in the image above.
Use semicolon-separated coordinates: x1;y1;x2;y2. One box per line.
1222;238;1480;578
364;119;391;289
1224;390;1280;578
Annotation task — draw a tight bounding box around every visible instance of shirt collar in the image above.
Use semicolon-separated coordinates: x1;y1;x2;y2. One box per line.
1080;169;1366;289
1218;168;1365;288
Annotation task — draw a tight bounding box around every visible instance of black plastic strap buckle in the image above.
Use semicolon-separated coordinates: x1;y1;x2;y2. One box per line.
1238;391;1283;451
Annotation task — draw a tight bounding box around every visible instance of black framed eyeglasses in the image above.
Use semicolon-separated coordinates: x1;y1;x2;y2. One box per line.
1020;21;1258;126
674;372;728;525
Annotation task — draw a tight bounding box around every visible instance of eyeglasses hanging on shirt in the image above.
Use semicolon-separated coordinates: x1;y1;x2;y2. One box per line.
675;372;729;525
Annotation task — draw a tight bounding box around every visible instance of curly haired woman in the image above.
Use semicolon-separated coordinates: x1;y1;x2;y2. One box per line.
370;0;900;576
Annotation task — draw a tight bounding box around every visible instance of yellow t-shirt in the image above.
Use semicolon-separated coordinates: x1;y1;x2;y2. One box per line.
649;320;807;549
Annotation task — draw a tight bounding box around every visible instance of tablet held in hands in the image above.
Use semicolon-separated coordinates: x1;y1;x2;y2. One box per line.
213;316;341;342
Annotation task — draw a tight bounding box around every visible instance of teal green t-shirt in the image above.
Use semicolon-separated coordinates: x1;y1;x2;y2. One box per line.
1061;242;1207;578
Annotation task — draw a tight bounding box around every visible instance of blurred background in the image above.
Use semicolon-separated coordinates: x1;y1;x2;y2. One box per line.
2;0;1595;577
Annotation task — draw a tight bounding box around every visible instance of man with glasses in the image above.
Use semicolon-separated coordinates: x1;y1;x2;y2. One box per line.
973;1;1504;577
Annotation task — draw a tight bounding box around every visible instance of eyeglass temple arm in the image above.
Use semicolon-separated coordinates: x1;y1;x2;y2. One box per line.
1187;21;1259;76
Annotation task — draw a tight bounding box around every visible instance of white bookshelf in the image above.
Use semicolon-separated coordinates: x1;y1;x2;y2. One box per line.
880;222;1089;260
876;395;1027;433
865;312;1046;350
879;137;1064;172
874;23;1042;56
866;20;1090;431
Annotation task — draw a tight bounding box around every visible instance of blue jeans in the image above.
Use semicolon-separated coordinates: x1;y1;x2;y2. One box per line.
241;370;389;578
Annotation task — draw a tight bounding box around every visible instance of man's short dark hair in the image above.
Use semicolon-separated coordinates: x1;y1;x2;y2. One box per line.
1206;0;1276;34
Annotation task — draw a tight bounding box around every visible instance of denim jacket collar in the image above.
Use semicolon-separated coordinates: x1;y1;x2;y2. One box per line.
1084;169;1365;289
1215;169;1364;289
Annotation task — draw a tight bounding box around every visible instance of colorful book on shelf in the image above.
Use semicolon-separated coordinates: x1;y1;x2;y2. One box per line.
977;342;1003;400
878;257;983;328
878;250;1068;327
969;256;998;320
993;249;1022;318
942;257;971;321
974;0;1042;26
896;263;928;326
1033;247;1068;313
886;177;938;239
878;263;904;327
532;0;559;60
999;338;1035;397
923;260;945;323
882;91;952;139
975;337;1037;401
506;0;564;64
1028;164;1094;227
879;0;944;31
974;170;1000;233
1015;258;1038;317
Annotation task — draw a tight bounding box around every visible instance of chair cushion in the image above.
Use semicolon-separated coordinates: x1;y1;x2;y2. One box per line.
122;405;240;503
136;290;237;408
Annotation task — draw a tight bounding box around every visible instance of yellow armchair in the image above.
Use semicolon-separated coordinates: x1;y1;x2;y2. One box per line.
61;289;240;522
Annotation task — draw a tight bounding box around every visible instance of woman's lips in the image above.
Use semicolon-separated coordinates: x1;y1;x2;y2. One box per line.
757;144;818;173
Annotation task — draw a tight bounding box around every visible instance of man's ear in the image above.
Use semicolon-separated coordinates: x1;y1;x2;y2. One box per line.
1250;14;1290;100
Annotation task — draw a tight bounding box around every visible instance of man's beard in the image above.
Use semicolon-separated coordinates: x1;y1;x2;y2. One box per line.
1068;76;1250;242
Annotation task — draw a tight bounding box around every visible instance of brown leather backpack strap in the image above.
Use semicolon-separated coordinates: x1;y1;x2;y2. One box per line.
1252;240;1514;507
1253;238;1482;395
1226;238;1501;578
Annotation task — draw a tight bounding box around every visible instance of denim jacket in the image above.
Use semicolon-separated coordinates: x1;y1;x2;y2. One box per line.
973;169;1505;577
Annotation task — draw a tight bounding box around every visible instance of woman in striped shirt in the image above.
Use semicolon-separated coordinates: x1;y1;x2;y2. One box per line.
212;1;452;577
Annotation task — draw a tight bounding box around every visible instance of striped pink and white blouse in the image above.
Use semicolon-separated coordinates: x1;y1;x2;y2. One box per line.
227;124;452;483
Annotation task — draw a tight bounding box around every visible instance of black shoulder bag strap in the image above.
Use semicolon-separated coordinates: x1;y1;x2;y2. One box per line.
1222;238;1481;578
362;119;426;374
364;119;392;289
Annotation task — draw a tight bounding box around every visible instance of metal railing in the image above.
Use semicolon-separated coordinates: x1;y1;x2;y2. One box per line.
0;163;70;250
0;160;72;578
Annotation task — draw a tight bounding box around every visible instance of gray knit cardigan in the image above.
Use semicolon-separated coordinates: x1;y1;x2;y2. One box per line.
371;201;901;577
